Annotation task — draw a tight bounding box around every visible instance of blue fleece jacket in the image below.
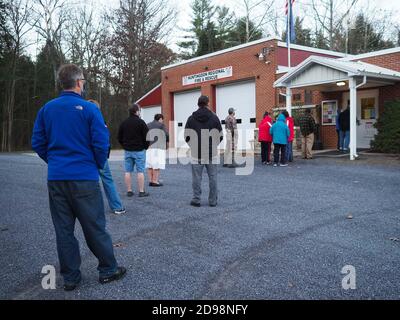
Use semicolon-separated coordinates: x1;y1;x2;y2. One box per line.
270;114;290;145
32;91;110;181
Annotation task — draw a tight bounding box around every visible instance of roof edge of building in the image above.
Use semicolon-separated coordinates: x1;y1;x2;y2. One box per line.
161;37;280;71
340;46;400;61
277;42;350;58
136;83;162;104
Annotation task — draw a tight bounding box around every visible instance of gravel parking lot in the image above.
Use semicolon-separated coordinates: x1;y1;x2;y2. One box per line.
0;152;399;300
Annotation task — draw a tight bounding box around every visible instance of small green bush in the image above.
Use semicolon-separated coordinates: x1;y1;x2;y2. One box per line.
371;100;400;154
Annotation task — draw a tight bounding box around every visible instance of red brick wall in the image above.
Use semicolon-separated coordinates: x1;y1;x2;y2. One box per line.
277;47;343;67
356;52;400;72
379;83;400;114
161;39;279;146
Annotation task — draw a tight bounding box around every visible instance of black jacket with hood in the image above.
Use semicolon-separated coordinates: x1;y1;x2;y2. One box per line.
184;107;223;161
339;108;350;131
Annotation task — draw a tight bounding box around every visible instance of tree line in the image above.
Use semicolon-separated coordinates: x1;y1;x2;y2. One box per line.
1;0;399;151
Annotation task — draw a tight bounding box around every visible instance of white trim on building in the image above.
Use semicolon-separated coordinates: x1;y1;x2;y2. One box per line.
136;83;161;105
340;46;400;61
277;42;351;58
274;56;400;88
161;37;279;71
162;38;356;72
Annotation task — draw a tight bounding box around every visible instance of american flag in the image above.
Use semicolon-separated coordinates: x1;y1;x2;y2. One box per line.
285;0;295;15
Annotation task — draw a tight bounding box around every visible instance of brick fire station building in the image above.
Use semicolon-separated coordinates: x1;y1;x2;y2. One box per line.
137;37;400;158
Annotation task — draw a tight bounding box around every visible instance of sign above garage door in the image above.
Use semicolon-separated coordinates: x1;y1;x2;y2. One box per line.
182;66;233;86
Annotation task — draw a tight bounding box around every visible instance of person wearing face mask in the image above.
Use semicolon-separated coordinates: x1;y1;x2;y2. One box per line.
32;64;126;292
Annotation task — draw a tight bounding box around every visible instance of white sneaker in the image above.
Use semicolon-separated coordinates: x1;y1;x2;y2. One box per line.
280;163;288;167
113;208;126;215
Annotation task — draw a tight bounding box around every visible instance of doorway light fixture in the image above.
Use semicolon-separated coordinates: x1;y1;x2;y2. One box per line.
336;81;346;87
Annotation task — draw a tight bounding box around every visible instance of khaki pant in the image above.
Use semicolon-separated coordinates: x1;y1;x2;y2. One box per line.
224;130;238;165
301;133;314;159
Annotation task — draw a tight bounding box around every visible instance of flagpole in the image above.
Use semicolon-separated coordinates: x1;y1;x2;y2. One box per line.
287;0;291;68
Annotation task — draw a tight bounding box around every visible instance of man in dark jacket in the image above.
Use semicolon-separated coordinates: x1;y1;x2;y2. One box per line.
32;64;126;291
298;108;316;159
118;104;150;197
338;101;350;152
184;96;223;207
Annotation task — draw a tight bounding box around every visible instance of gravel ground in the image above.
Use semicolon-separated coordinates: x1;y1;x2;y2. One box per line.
0;152;399;300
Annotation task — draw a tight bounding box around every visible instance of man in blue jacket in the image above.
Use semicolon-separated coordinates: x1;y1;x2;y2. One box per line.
270;113;290;167
32;64;126;291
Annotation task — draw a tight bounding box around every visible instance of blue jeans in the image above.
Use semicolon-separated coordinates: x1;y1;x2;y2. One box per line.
124;150;146;173
285;141;293;162
340;131;350;150
99;161;124;211
47;181;118;285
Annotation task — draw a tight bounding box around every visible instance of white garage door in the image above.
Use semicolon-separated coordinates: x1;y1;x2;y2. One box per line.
216;81;256;150
174;89;201;148
141;105;162;125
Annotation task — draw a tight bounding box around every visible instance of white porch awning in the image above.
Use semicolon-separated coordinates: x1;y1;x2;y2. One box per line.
274;56;400;89
273;55;400;160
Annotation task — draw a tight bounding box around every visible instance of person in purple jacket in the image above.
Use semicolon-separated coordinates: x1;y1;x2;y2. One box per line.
32;64;126;291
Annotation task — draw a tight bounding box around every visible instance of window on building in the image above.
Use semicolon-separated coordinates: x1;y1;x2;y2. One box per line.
305;90;313;104
293;93;302;102
279;94;286;104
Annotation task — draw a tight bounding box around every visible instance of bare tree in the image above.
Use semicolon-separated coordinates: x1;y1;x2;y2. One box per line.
64;4;109;102
32;0;69;94
235;0;275;42
106;0;176;105
310;0;359;50
0;0;34;152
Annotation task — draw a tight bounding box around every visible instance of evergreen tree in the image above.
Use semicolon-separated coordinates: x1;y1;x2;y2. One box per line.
313;30;329;50
371;100;400;154
230;17;263;46
282;17;312;47
177;0;218;59
346;14;394;54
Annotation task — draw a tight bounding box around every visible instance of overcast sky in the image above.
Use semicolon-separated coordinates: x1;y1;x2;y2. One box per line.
26;0;400;57
95;0;400;51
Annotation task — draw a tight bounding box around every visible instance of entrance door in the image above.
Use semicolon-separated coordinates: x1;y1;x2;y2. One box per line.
173;89;201;148
342;89;379;149
216;80;256;150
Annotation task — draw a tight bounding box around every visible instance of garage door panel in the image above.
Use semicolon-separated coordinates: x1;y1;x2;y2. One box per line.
174;90;201;148
216;81;256;150
141;106;162;124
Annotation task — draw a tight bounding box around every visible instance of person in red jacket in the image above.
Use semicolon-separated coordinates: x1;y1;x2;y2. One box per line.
258;111;273;165
282;110;295;162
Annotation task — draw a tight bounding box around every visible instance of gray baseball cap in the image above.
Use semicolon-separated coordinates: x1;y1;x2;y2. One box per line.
228;107;236;114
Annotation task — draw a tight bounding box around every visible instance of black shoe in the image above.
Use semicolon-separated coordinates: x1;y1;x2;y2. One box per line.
223;164;229;167
228;164;237;168
99;267;127;285
190;201;201;207
139;192;149;197
63;280;80;291
209;203;217;207
149;182;163;187
127;191;134;197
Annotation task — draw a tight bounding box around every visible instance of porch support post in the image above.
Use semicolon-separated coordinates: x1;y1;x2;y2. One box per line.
286;87;292;116
349;77;357;161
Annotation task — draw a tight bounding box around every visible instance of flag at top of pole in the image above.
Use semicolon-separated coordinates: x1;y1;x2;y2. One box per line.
286;0;296;67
